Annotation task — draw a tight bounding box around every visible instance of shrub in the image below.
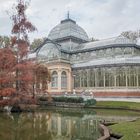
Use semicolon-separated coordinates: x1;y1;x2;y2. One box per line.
52;97;84;103
38;97;48;101
84;99;96;106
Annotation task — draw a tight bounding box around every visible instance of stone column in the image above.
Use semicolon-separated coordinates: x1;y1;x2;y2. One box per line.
58;69;61;91
80;70;82;88
103;71;105;88
47;116;51;131
114;75;116;87
95;69;97;87
114;69;117;87
57;116;61;136
87;69;89;87
67;119;72;136
136;69;139;88
126;70;128;88
67;69;72;92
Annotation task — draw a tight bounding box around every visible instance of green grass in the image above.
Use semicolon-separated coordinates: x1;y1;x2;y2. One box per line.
96;101;140;140
95;109;140;116
96;101;140;110
109;119;140;140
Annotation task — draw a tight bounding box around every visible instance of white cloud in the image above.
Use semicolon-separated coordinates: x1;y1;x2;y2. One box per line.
0;0;140;41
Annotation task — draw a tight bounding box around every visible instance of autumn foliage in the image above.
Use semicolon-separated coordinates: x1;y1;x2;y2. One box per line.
33;64;51;94
0;0;50;107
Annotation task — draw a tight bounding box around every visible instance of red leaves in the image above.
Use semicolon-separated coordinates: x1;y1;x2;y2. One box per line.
17;40;28;57
0;48;16;70
0;0;50;106
33;64;51;93
0;88;16;97
24;21;37;32
0;48;16;99
0;99;11;106
11;0;36;40
11;36;17;46
17;2;26;14
10;0;37;96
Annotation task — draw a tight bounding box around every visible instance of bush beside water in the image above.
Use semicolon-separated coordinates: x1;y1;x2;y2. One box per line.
38;96;96;106
38;96;48;101
53;96;84;103
84;99;97;106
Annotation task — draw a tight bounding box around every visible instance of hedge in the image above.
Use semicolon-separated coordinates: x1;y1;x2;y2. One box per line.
38;96;96;106
52;97;84;103
84;99;96;106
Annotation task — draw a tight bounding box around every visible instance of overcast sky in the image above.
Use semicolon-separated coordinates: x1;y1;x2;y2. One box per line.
0;0;140;41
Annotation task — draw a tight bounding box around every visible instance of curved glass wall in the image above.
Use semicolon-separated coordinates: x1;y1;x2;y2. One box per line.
71;47;140;63
73;66;140;88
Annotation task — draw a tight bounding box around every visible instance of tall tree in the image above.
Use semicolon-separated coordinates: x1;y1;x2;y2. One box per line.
0;0;51;107
121;30;140;40
11;0;36;95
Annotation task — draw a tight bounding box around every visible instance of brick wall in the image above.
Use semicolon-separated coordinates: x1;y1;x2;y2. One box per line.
49;91;140;98
93;92;140;97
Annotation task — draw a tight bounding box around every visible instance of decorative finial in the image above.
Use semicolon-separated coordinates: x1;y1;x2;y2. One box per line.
67;11;70;19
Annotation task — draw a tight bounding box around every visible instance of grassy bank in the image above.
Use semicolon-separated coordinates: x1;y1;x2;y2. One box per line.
95;101;140;110
109;119;140;140
96;101;140;140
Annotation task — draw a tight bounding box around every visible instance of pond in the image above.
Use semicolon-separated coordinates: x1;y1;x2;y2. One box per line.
0;107;140;140
0;108;100;140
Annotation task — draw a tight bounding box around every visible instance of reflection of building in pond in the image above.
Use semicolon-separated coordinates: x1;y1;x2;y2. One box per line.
30;15;140;98
0;112;100;140
20;112;99;140
1;111;140;140
30;112;99;140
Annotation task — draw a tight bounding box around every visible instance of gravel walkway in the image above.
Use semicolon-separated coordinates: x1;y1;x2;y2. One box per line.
95;97;140;103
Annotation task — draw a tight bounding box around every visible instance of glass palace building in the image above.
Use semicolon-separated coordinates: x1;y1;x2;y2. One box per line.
32;17;140;97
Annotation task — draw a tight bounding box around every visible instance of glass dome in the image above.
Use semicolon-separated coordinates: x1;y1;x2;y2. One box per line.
48;18;89;42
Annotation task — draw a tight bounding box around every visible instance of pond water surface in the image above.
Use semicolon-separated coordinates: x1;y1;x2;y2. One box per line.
0;108;140;140
0;108;100;140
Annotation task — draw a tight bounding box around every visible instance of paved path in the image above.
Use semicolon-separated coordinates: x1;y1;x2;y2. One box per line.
95;97;140;103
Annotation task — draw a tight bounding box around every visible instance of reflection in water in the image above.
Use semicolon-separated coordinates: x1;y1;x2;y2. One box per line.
0;111;100;140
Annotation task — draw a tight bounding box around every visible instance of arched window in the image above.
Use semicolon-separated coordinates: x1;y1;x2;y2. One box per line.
61;71;67;88
51;71;58;88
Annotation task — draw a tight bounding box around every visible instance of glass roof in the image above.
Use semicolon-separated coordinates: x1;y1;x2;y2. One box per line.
80;36;136;49
48;19;89;41
72;56;140;68
74;36;137;51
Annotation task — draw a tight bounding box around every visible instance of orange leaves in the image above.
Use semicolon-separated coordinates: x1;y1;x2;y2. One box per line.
18;41;28;57
0;48;16;70
24;21;37;32
11;0;36;40
0;88;16;97
12;24;20;34
0;0;38;106
0;0;50;106
0;47;16;100
33;64;51;93
0;99;11;106
11;36;17;46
